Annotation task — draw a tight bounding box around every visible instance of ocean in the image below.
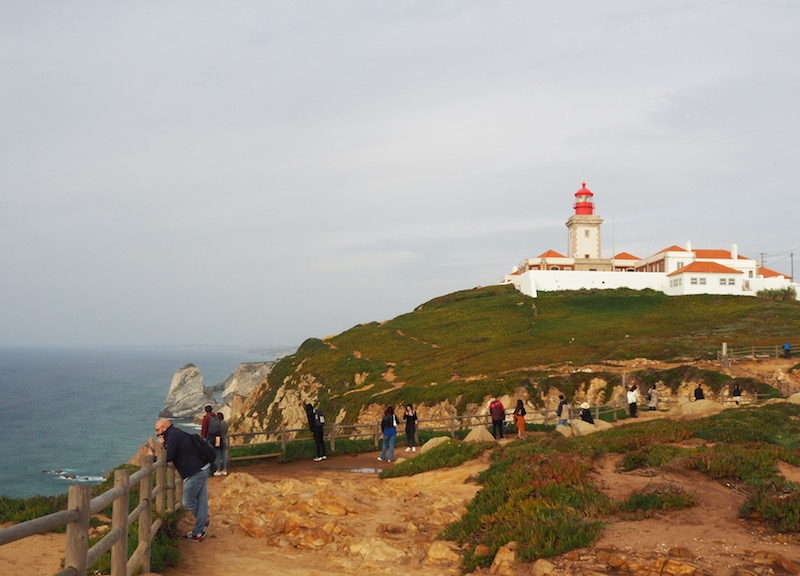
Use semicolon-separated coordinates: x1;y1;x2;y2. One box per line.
0;344;294;499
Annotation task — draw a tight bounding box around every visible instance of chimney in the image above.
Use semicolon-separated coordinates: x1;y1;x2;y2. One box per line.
731;243;738;260
686;241;692;252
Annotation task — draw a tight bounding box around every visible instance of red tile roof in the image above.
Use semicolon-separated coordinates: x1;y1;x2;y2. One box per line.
759;266;789;279
694;249;751;261
658;245;689;254
613;252;640;260
537;249;567;258
667;261;743;276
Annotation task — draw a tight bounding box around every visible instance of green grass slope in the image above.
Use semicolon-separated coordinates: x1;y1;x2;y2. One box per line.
248;286;800;427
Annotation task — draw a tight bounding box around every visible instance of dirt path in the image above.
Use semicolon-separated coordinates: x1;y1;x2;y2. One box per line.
165;451;486;576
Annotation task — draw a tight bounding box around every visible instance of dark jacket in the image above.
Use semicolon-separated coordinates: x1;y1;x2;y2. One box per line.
489;400;505;421
381;413;398;433
162;425;205;479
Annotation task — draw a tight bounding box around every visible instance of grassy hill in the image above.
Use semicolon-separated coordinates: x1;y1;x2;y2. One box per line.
248;286;800;427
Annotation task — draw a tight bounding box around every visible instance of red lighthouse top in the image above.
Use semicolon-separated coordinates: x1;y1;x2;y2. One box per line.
573;182;595;215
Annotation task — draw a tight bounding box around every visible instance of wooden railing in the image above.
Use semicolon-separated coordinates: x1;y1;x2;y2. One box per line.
227;391;776;461
0;452;182;576
722;343;797;360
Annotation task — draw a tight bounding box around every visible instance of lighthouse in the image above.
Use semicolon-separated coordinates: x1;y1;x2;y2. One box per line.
566;182;605;266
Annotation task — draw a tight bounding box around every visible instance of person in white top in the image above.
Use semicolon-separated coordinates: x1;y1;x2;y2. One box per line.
627;385;640;418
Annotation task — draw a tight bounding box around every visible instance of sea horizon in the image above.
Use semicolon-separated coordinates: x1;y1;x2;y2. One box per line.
1;343;295;499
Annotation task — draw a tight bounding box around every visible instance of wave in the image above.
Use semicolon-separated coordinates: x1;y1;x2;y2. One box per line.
42;469;106;484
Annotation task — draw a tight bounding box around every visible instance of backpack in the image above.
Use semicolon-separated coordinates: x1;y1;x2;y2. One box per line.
314;410;325;426
191;434;217;473
207;414;221;436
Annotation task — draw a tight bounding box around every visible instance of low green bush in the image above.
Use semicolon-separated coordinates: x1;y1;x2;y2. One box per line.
621;488;695;512
379;440;491;479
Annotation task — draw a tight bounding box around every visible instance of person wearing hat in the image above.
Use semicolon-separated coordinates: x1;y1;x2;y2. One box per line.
579;402;594;424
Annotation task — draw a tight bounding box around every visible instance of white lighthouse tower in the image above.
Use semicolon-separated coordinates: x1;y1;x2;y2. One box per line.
566;182;608;270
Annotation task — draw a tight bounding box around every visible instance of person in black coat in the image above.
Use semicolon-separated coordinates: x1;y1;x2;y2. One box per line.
403;404;418;452
305;403;326;461
153;418;210;542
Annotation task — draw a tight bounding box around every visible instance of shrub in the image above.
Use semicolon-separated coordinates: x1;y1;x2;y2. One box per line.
621;486;695;512
379;440;491;479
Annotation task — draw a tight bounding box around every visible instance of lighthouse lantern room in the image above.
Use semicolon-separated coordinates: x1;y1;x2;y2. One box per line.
566;181;605;264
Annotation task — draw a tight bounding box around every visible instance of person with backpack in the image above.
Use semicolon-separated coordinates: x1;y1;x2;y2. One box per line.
153;418;211;542
488;395;506;439
304;403;326;462
378;406;399;463
201;405;221;446
214;412;229;476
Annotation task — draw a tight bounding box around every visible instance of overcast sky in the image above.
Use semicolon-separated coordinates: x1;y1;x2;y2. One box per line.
2;1;798;348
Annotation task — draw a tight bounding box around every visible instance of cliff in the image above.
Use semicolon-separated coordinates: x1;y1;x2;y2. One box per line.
159;363;215;418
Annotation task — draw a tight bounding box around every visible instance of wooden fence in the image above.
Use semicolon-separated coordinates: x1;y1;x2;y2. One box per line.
0;452;182;576
721;342;797;360
226;391;769;461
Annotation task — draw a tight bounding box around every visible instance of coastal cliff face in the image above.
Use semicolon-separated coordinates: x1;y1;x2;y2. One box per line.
216;361;274;404
159;363;214;419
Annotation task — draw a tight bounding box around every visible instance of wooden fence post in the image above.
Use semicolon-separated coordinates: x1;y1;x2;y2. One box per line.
329;422;336;452
111;469;129;576
155;452;166;515
138;454;153;574
279;425;287;453
64;484;90;576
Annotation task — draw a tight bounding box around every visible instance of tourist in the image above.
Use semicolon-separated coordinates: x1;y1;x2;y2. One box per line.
201;405;220;444
556;394;570;426
627;385;639;418
378;406;399;462
647;385;658;411
489;395;506;439
732;383;742;405
214;412;229;476
153;418;210;542
579;401;594;424
513;399;527;439
694;384;705;401
305;403;327;462
403;404;418;452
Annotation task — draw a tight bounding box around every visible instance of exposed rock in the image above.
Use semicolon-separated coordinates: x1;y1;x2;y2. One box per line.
217;361;274;404
569;418;613;437
425;540;460;565
158;364;214;418
420;436;451;453
531;558;555;575
464;426;495;443
673;399;724;420
490;541;517;575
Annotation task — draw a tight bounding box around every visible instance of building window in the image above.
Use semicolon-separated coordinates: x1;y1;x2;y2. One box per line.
549;266;559;270
699;278;707;285
691;278;698;285
719;278;726;285
728;278;736;285
584;230;590;237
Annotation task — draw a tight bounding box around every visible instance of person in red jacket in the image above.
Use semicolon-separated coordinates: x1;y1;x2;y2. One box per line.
489;396;506;439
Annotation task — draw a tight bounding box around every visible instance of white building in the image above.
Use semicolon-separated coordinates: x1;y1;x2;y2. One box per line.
503;183;796;299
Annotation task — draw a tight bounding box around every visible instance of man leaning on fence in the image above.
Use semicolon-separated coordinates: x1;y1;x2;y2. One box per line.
153;418;211;542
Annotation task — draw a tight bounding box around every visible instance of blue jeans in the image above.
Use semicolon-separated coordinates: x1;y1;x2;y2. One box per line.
380;432;396;461
215;438;228;472
183;465;210;535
